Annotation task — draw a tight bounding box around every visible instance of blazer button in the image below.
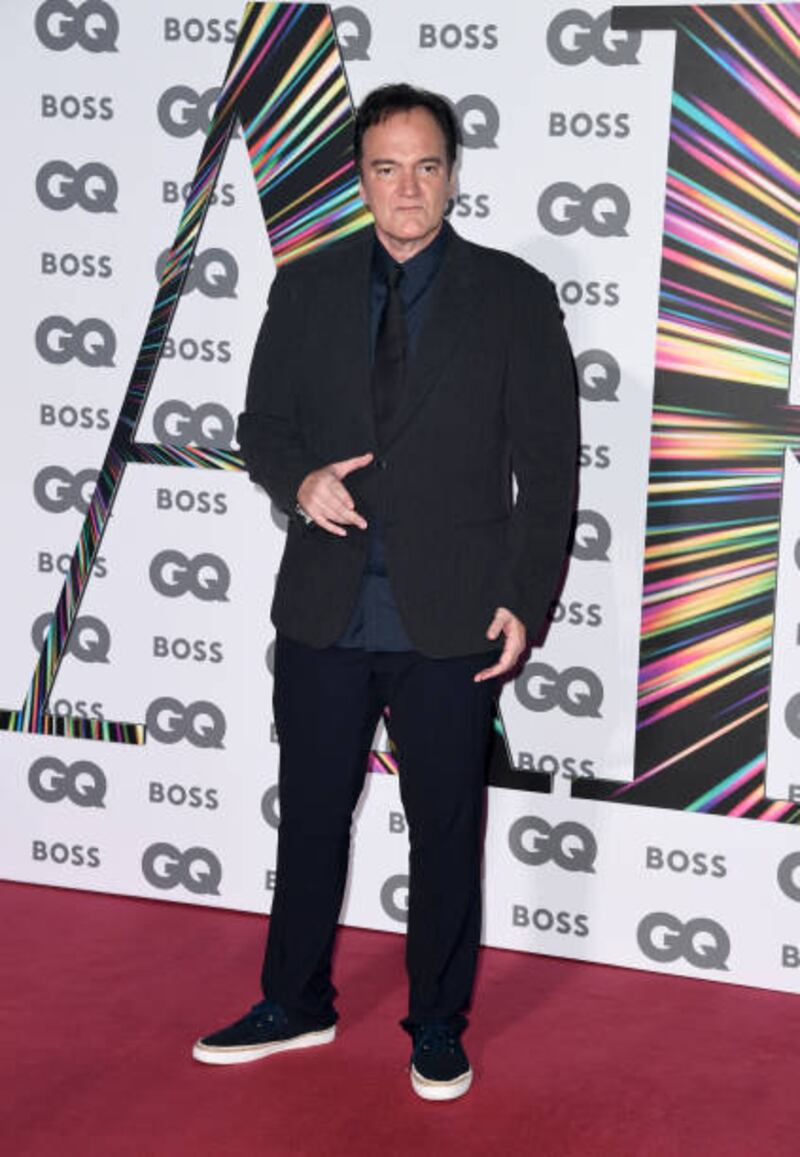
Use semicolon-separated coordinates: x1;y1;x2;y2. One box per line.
375;457;388;470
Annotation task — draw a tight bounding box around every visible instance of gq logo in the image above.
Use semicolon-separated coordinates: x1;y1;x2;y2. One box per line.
508;816;597;873
636;912;730;972
152;400;236;447
261;784;280;830
149;550;231;602
32;612;111;664
515;663;604;718
35;0;119;53
141;842;222;896
155;248;238;298
454;95;499;149
546;9;641;66
33;465;97;514
145;697;226;748
572;509;612;562
28;756;107;807
35;316;116;367
332;6;371;61
576;350;620;402
36;160;118;212
380;874;409;923
538;182;630;237
157;85;226;137
784;693;800;740
777;852;800;901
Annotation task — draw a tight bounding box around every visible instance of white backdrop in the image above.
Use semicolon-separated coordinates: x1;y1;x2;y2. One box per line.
2;0;800;994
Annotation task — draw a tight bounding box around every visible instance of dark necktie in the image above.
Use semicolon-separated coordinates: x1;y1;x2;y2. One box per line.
372;263;406;444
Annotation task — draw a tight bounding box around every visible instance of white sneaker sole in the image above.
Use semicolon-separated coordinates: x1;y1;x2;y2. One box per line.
410;1064;473;1101
192;1024;336;1066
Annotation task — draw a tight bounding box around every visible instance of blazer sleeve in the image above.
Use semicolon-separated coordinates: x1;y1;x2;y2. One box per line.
499;264;579;636
236;266;323;515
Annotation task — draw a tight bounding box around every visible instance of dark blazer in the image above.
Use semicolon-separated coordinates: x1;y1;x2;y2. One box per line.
237;224;578;659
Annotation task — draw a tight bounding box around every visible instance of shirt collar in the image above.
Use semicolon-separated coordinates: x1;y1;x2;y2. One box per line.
372;221;450;296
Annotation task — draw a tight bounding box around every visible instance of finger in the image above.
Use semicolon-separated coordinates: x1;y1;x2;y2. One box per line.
475;634;518;682
316;499;367;529
333;452;374;479
485;612;506;641
314;513;347;537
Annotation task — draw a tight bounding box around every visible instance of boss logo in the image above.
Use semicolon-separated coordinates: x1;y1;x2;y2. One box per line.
32;839;100;867
261;785;280;830
162;336;231;363
572;509;612;562
549;111;630;139
332;6;371;61
149;550;230;602
50;697;104;720
148;782;219;810
419;23;498;50
777;852;800;901
141;842;222;896
163;17;238;44
646;847;727;879
515;662;604;718
579;444;611;470
445;193;490;220
784;694;800;740
162;180;235;207
41;94;113;120
380;874;409;923
39;551;107;578
559;280;620;308
35;316;116;367
33;465;97;514
152;400;235;448
32;612;111;663
36;160;117;213
156;488;227;515
157;85;228;137
454;95;499;149
516;752;596;780
153;637;223;663
40;403;111;431
512;905;589;937
537;182;630;238
28;756;106;807
41;252;112;279
636;913;730;971
547;599;603;628
155;247;238;298
508;816;597;873
35;0;119;53
576;349;620;401
145;697;226;748
546;9;641;67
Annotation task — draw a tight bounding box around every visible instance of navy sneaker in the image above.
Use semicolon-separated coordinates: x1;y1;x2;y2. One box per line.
408;1022;473;1101
192;999;336;1066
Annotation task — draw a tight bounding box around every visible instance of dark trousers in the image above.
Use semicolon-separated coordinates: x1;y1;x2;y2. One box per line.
261;633;498;1028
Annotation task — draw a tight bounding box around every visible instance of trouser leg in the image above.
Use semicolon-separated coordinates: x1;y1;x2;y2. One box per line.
261;634;383;1024
385;650;497;1026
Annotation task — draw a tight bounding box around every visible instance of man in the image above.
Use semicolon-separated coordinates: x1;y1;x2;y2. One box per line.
193;84;577;1101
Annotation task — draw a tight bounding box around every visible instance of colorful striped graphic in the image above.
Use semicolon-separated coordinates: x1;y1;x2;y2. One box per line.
1;3;370;742
576;4;800;819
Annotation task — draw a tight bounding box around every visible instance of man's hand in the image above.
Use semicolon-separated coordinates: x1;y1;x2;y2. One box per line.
475;606;526;682
297;452;374;536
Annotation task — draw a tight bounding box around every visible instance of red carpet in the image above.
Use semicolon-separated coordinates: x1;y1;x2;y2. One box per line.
2;881;799;1157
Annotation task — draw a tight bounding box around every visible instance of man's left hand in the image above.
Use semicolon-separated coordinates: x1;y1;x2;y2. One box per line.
474;607;526;682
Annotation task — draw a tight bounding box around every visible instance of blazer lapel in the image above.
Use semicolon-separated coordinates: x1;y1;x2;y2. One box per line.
381;228;479;451
322;229;376;447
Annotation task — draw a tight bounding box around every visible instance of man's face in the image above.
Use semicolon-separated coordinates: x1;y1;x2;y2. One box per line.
358;106;455;260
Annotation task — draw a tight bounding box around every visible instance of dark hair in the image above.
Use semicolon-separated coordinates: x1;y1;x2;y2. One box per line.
354;84;461;172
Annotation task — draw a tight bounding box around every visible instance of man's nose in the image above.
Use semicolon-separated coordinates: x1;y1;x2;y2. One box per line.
398;168;421;196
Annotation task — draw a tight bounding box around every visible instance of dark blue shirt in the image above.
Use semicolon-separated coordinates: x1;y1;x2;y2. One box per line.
336;224;449;651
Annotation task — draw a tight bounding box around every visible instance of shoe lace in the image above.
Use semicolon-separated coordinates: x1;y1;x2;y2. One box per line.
416;1023;460;1055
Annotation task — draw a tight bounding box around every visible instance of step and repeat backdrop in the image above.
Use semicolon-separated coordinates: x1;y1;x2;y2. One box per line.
1;0;799;993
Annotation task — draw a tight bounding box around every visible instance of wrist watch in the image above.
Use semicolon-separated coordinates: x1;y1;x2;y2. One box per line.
294;501;314;526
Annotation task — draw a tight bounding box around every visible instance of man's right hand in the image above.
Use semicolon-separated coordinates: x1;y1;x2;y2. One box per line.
296;452;374;536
